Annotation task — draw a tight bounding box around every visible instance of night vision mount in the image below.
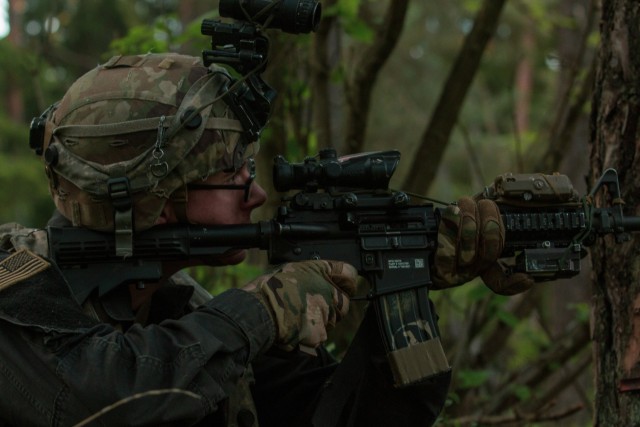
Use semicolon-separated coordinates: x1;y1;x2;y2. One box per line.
201;0;321;141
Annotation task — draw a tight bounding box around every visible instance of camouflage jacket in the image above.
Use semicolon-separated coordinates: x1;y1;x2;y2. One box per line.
0;222;274;426
0;221;451;427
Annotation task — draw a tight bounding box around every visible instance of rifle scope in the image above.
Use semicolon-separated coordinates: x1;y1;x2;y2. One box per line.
273;148;400;192
219;0;321;34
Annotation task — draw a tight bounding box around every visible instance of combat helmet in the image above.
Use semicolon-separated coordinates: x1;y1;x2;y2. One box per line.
30;53;258;255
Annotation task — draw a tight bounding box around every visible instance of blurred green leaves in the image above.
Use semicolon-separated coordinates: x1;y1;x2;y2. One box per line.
457;368;491;389
0;151;53;227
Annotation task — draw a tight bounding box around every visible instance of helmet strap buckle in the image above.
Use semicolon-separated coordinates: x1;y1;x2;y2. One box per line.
107;177;134;257
150;115;169;178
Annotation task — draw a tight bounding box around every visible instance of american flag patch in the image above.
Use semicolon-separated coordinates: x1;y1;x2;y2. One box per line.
0;249;50;292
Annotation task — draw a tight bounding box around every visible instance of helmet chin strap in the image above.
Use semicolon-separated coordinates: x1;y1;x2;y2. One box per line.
169;184;189;224
106;177;134;257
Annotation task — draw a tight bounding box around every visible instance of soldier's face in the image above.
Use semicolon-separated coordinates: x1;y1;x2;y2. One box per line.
157;161;267;265
186;161;267;226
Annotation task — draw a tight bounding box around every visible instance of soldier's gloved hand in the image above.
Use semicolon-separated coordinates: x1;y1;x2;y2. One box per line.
243;260;358;351
433;196;534;295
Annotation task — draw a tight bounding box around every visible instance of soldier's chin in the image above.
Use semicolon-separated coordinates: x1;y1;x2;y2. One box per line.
209;249;247;266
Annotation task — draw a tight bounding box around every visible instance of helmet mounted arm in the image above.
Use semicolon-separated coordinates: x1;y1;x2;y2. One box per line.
201;20;275;147
200;0;322;150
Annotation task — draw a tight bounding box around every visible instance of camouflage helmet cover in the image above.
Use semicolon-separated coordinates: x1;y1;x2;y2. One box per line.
43;52;257;232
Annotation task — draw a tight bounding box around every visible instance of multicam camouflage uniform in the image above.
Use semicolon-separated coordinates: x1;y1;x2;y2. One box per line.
0;218;365;426
0;52;528;427
0;220;263;427
44;53;255;233
0;53;273;426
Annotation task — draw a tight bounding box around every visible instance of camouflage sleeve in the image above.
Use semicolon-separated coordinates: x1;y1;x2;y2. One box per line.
0;255;275;426
243;260;358;352
201;288;277;359
58;289;276;422
433;196;533;295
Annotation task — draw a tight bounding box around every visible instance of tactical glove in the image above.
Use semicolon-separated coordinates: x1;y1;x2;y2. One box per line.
433;196;533;295
243;260;358;351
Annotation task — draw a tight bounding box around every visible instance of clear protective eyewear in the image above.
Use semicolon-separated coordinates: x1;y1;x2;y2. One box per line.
186;157;256;202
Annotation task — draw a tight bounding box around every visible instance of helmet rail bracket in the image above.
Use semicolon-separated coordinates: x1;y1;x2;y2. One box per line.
107;177;134;257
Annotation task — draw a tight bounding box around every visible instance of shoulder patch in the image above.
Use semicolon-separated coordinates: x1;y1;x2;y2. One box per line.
0;249;50;292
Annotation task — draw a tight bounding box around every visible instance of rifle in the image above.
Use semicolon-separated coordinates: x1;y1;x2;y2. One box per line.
48;148;640;387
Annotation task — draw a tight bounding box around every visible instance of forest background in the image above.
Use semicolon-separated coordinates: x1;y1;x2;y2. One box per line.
1;0;637;425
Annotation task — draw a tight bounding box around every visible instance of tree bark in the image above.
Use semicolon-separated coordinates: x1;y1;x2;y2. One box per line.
514;19;535;140
590;0;640;424
6;0;25;122
344;0;408;154
177;0;209;54
402;0;506;195
310;0;337;150
535;0;597;174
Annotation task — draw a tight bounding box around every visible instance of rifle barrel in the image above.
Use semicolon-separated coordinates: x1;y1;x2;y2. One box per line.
621;216;640;231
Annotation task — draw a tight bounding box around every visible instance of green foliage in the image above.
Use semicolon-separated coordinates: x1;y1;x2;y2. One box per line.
456;368;491;389
63;0;128;58
325;0;374;43
187;259;266;295
0;39;27;76
108;10;211;58
464;279;492;302
0;1;596;423
0;152;53;227
0;116;30;154
569;302;590;323
109;14;179;55
513;383;533;401
496;306;520;328
178;14;217;52
507;313;551;370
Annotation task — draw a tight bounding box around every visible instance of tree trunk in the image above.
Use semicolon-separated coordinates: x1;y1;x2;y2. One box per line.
344;0;408;154
403;0;507;195
590;0;640;424
513;19;534;142
177;0;209;54
310;0;337;150
535;0;597;174
6;0;25;122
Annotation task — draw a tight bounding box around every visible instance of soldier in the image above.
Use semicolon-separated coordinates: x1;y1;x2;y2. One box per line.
0;53;532;426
